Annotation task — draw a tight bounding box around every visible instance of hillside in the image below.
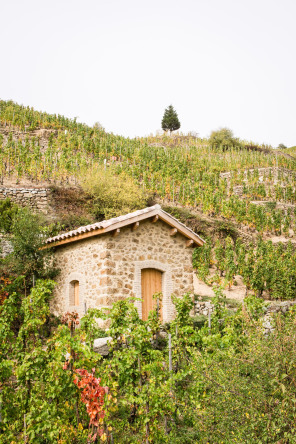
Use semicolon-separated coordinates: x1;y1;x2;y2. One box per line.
1;101;296;234
2;100;296;301
283;145;296;157
2;101;296;443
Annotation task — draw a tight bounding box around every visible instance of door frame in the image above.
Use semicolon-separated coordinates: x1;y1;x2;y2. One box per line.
133;260;174;322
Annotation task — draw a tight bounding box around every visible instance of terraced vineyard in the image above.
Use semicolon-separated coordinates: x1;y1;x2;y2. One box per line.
1;100;296;236
2;101;296;443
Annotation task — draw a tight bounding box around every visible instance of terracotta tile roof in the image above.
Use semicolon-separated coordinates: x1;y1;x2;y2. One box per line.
45;205;204;247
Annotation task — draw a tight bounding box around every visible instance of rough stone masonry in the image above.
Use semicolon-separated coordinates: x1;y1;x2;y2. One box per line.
0;186;51;214
51;219;195;323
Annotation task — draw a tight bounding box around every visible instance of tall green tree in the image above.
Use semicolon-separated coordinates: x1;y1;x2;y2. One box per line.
161;105;181;134
0;204;58;289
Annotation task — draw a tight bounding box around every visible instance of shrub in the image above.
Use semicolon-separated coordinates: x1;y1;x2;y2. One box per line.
0;207;58;287
0;199;18;233
79;166;148;219
208;127;242;150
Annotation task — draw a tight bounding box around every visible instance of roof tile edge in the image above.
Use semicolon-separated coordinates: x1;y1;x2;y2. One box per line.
45;204;204;246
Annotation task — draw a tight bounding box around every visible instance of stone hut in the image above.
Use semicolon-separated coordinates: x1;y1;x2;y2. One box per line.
45;205;204;322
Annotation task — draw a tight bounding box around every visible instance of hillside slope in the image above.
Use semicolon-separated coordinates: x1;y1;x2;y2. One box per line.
1;100;296;233
2;100;296;301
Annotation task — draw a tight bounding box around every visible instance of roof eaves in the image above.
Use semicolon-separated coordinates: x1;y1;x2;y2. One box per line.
157;208;205;246
45;205;162;246
44;204;205;248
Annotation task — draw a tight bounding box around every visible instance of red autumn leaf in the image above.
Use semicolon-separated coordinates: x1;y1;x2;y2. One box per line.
73;368;108;428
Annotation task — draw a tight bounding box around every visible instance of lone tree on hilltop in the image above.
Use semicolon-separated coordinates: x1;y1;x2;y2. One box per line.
161;105;180;134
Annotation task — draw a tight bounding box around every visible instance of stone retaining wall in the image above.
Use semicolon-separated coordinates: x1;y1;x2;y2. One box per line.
194;300;214;316
0;186;51;214
194;299;296;319
0;123;57;152
221;167;296;183
263;301;296;334
0;235;13;258
220;167;296;199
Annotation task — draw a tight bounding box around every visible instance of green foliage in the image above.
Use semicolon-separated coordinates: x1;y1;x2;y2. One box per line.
161;105;181;133
0;280;102;443
1;207;58;284
195;308;296;443
0;99;85;131
208;127;242;150
224;237;237;288
0;198;18;233
79;166;147;219
79;308;109;347
2;278;296;443
194;236;296;300
192;237;212;282
1;101;296;237
243;294;267;319
3;100;296;441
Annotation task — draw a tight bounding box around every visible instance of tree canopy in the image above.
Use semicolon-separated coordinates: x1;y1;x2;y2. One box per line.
208;127;241;150
161;105;181;133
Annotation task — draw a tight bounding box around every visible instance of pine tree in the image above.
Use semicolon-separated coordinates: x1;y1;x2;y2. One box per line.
161;105;180;134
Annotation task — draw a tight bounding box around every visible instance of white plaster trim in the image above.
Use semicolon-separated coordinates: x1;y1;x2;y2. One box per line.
66;271;86;316
133;260;174;322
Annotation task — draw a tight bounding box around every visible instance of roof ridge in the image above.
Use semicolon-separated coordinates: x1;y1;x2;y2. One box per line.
46;205;162;244
45;204;204;246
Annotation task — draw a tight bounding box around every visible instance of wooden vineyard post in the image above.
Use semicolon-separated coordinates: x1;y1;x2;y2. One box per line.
165;333;173;435
168;333;172;372
24;414;27;443
145;400;150;444
138;356;150;443
173;181;175;203
106;424;114;443
138;355;150;444
138;356;142;389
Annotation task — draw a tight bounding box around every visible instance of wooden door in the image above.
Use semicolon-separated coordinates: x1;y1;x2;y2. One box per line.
141;268;162;321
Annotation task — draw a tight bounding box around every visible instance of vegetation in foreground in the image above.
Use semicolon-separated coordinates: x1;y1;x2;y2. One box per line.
1;277;296;443
1;101;296;442
0;207;296;443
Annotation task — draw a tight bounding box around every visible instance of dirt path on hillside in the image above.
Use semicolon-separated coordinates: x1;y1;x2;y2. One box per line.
194;274;246;301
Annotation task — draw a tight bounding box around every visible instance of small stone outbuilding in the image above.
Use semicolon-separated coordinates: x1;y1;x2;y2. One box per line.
46;205;204;322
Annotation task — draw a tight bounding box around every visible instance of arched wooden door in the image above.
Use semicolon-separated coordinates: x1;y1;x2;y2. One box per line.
141;268;163;321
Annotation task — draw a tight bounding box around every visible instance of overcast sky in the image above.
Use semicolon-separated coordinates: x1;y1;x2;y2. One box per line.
1;0;295;147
